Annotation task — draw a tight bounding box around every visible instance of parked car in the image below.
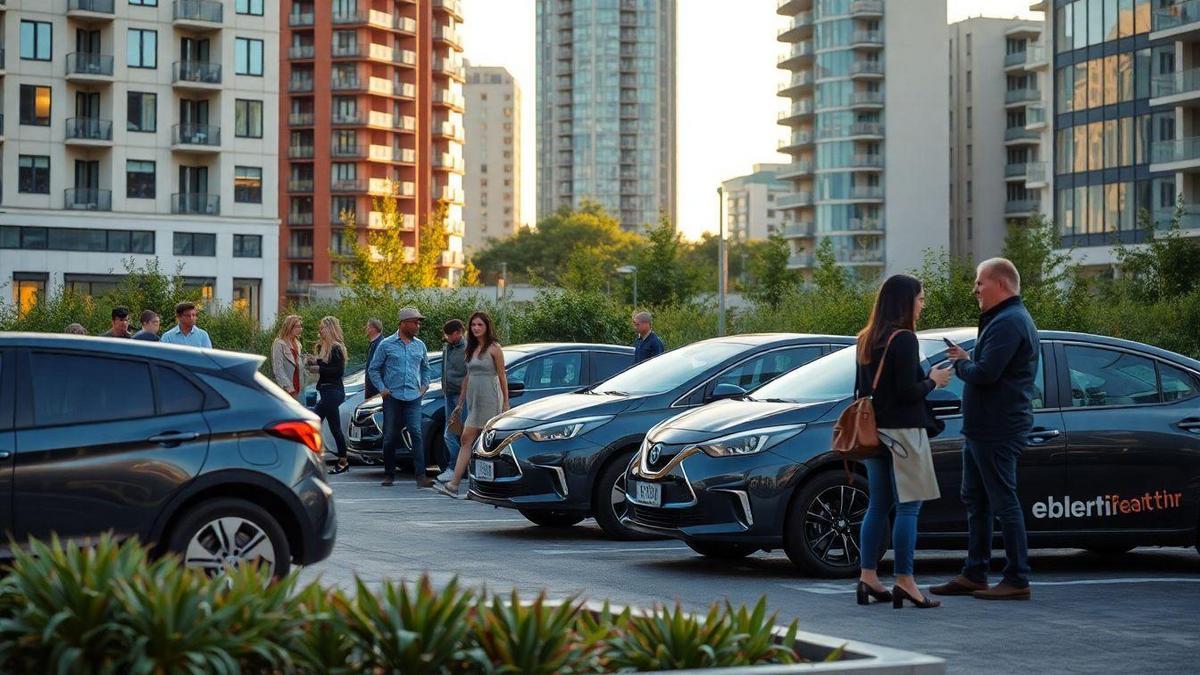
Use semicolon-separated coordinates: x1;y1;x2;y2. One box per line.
0;334;337;577
468;334;854;538
347;343;634;471
623;329;1200;576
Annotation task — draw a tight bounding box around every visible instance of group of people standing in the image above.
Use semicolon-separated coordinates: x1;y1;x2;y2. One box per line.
76;302;213;348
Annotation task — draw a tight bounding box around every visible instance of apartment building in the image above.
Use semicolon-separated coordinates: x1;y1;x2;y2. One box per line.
776;0;949;281
536;0;676;232
949;17;1049;264
720;163;795;242
280;0;465;303
0;0;280;324
463;64;521;253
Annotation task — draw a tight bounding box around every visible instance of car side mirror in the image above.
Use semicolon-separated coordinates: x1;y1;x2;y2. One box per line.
709;382;747;402
508;382;526;398
926;388;961;417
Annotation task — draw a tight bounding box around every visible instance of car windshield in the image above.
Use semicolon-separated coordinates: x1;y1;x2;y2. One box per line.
751;339;950;403
591;341;748;396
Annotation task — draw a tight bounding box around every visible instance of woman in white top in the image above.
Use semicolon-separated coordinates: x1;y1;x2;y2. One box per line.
271;314;305;400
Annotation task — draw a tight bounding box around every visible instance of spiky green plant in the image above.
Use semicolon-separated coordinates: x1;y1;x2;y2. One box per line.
724;597;802;666
286;581;359;675
603;601;743;671
471;590;599;674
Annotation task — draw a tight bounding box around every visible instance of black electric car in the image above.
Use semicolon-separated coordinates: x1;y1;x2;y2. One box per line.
468;334;854;537
0;334;337;577
623;329;1200;576
346;343;633;469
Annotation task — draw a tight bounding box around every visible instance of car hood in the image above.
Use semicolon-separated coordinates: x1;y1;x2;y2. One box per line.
490;391;642;430
650;398;842;444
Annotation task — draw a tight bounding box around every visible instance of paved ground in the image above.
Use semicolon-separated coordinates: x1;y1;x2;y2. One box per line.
302;470;1200;673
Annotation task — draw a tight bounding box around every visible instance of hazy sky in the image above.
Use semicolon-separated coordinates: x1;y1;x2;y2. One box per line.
460;0;1042;240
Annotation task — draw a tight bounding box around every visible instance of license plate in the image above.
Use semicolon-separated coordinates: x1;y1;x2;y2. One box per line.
631;481;661;507
349;425;361;441
475;460;495;481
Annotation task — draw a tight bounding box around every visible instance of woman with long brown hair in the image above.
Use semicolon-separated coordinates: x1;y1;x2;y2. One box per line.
271;315;304;400
434;311;508;498
855;274;952;609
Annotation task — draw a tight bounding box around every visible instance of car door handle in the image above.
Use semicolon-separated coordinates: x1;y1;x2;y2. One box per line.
147;431;201;445
1178;418;1200;434
1026;428;1061;444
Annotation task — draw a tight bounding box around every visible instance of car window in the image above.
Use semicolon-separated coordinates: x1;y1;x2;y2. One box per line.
713;346;824;392
31;352;155;426
1064;345;1160;408
593;341;747;396
592;351;632;383
934;347;1046;410
156;365;206;415
517;352;583;390
1158;362;1200;402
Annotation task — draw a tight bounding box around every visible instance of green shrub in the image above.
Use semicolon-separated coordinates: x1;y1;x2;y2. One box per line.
472;590;598;674
508;288;628;346
603;602;747;671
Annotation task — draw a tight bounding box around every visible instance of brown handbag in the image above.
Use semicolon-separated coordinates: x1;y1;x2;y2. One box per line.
831;330;905;467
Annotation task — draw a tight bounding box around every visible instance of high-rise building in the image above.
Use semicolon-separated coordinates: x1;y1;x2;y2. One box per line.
1;0;280;324
720;163;795;242
536;0;676;231
280;0;466;304
463;64;521;253
949;17;1048;264
776;0;949;280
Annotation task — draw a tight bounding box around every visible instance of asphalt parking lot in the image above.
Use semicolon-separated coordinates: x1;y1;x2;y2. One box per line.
301;470;1200;673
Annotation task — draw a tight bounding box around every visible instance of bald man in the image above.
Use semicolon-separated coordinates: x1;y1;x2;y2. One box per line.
931;257;1040;602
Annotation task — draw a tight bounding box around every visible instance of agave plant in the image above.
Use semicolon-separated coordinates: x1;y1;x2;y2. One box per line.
286;581;359;675
723;597;802;666
603;601;744;671
470;589;600;674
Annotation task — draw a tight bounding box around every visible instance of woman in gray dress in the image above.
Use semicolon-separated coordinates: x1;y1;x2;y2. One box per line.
435;311;508;498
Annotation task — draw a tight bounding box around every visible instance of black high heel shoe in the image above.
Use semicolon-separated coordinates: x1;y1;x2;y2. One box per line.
892;585;941;609
856;581;893;605
329;460;350;475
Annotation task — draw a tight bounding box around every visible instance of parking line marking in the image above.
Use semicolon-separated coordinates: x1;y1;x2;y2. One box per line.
532;546;692;555
412;518;530;526
336;497;445;503
779;577;1200;595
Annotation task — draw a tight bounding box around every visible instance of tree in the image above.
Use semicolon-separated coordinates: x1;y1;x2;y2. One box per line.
560;245;611;292
745;236;800;308
340;180;449;291
1112;201;1200;302
461;260;482;287
628;217;701;306
811;237;848;294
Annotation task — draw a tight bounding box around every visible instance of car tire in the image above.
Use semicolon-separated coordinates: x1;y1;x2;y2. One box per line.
592;451;658;541
784;469;870;578
519;510;586;528
686;541;758;559
167;498;292;578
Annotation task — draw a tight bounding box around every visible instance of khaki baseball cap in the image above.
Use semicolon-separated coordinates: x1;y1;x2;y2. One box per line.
398;307;426;322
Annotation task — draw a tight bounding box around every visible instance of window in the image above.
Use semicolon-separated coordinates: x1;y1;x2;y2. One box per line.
234;166;262;203
1159;363;1200;402
127;92;157;132
174;232;216;256
236;0;264;15
0;226;152;253
19;85;51;126
18;156;50;194
127;29;157;68
130;0;158;5
966;106;972;129
233;234;262;257
232;278;262;321
712;346;824;394
235;99;263;137
12;273;47;316
592;351;632;382
31;353;155;426
512;352;584;390
156;366;206;415
126;160;156;199
235;38;264;76
1065;345;1161;407
20;21;51;61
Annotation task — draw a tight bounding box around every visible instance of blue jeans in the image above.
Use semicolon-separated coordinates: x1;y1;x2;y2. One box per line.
961;436;1030;587
859;453;923;576
382;396;423;480
443;392;467;468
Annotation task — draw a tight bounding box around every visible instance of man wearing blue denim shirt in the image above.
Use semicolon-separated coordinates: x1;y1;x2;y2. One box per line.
369;307;433;487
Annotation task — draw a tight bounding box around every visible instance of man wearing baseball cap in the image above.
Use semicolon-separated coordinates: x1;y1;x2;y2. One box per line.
368;307;433;487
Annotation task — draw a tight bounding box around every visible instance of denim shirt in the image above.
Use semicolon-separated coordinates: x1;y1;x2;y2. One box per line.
368;333;431;402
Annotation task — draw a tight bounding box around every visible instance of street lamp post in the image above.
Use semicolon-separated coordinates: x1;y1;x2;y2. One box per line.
717;186;727;336
617;265;638;307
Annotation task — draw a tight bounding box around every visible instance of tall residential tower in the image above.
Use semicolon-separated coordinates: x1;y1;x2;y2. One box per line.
464;64;521;253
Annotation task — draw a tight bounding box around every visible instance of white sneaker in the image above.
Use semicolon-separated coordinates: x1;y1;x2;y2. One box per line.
436;469;455;483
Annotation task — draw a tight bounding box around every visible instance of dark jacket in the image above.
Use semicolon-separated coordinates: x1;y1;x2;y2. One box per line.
132;330;159;342
442;337;467;395
100;328;133;338
364;335;382;399
855;330;936;430
955;296;1040;441
633;331;665;364
316;345;346;389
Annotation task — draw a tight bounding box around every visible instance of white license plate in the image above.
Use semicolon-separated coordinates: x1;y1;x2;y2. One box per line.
475;460;495;481
349;425;361;441
631;481;661;507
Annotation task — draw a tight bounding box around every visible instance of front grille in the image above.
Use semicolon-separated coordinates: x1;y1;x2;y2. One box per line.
472;480;524;499
630;505;707;529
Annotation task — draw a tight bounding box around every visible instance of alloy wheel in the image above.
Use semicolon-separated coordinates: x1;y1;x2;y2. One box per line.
184;516;277;577
610;472;629;521
803;484;868;569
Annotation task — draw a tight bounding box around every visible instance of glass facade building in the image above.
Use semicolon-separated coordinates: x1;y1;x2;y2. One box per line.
536;0;676;231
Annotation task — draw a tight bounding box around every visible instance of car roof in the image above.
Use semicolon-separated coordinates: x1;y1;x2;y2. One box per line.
0;333;264;372
917;327;1200;369
506;342;634;353
694;333;855;347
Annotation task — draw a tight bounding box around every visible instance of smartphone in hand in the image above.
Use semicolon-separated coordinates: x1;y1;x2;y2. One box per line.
942;337;956;349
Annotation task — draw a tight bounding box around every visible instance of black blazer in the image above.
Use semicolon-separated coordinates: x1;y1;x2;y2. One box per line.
855;330;936;430
364;336;382;399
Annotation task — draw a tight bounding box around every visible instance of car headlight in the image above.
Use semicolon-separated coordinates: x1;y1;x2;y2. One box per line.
525;415;614;442
694;424;806;458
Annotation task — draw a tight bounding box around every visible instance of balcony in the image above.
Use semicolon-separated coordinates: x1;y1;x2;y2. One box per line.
289;45;315;60
850;31;883;48
332;8;395;30
1151;67;1200;105
289;75;314;92
777;192;814;208
65;117;113;145
850;186;884;200
850;60;884;77
437;185;464;202
288;112;314;127
1004;126;1040;143
434;57;466;80
171;123;221;151
777;161;814;180
395;17;418;34
1026;104;1047;129
778;71;813;97
434;26;463;48
1003;50;1029;69
65;53;114;81
367;144;395;161
287;179;314;193
1152;206;1200;230
288;211;314;225
1004;88;1040;106
395;82;416;99
434;153;465;173
395;49;418;67
439;250;465;268
434;0;464;19
288;245;314;259
172;61;221;90
787;252;815;268
331;179;366;193
288;11;315;27
850;0;883;16
781;221;815;238
848;154;884;169
1005;162;1028;180
288;144;314;159
778;130;814;153
1025;162;1048;188
1004;199;1041;216
64;188;111;211
777;11;812;42
287;280;312;296
173;0;223;29
331;143;367;159
67;0;114;21
433;90;466;110
332;111;364;125
331;75;363;91
849;91;885;108
778;99;814;125
172;193;220;216
1151;136;1200;171
332;42;362;58
368;76;395;96
1152;0;1200;39
778;40;814;69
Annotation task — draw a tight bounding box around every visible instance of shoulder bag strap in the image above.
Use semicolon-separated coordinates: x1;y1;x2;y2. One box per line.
869;330;908;394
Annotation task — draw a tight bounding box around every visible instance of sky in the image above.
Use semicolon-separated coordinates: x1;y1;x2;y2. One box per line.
460;0;1042;241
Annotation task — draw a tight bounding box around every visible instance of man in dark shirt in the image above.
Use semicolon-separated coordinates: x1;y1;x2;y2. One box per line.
133;310;161;341
632;311;665;364
100;307;133;338
932;258;1040;602
437;319;468;482
363;318;384;400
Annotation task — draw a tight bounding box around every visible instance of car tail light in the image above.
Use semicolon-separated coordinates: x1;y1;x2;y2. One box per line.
267;420;323;455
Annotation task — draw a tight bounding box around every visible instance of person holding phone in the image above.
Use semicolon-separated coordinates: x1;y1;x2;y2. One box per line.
854;274;953;609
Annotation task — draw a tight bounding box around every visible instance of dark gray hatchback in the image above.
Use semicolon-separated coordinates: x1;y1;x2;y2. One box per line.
0;334;336;576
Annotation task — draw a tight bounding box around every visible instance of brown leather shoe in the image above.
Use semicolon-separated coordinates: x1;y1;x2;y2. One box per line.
416;477;435;489
973;582;1031;601
929;575;988;596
